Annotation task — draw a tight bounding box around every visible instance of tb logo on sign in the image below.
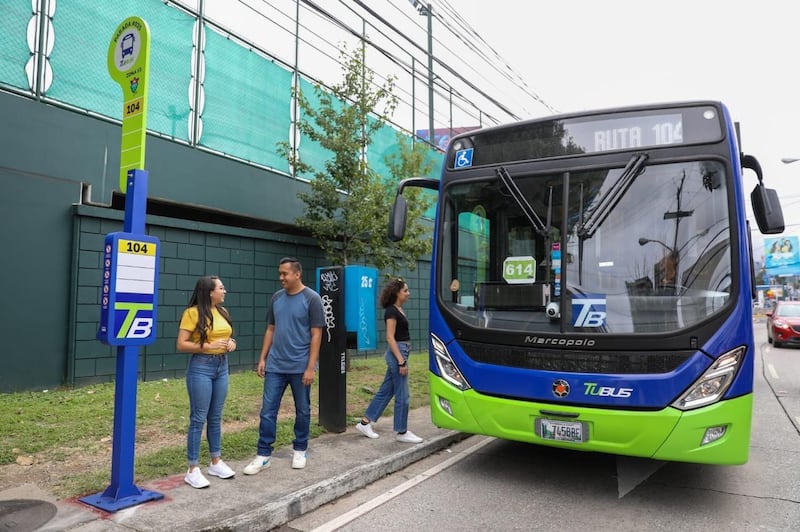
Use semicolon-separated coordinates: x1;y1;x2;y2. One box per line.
572;295;607;328
115;302;154;339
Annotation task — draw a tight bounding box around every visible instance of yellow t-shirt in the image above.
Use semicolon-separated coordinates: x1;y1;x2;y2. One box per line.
179;306;232;355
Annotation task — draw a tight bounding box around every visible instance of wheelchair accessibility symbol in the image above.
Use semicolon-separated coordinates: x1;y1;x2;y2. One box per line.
455;148;474;169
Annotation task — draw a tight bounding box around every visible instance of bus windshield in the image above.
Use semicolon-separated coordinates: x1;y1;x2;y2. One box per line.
439;159;731;334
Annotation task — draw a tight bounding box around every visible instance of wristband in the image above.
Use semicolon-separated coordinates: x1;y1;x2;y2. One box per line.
398;361;407;367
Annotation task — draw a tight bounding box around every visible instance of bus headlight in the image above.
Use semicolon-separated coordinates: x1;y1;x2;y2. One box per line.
671;346;746;411
431;333;471;391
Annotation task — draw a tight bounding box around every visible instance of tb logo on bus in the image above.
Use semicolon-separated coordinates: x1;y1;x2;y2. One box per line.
571;294;607;328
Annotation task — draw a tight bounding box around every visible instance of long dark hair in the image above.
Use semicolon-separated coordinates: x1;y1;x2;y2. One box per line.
186;276;233;346
379;277;407;308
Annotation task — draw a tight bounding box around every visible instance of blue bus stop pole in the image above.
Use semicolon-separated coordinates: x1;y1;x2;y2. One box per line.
80;170;164;511
102;344;143;501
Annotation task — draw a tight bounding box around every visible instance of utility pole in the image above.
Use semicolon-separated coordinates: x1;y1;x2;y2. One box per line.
425;2;434;142
409;1;435;144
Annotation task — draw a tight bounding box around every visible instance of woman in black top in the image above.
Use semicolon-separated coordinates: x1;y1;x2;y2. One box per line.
355;278;423;443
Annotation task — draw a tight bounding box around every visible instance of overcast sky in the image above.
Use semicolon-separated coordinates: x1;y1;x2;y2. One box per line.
192;0;797;258
454;0;800;253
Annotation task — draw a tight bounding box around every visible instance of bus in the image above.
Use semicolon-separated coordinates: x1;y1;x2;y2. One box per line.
389;101;784;464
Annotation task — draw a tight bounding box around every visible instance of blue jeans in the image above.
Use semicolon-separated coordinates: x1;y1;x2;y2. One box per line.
186;354;229;466
364;342;411;432
256;372;311;456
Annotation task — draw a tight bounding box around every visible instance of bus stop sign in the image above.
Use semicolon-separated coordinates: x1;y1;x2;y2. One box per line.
97;232;160;346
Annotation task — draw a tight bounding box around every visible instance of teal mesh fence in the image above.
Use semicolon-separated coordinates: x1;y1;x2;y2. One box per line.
0;0;443;187
425;146;443;178
0;1;32;91
48;1;193;141
423;147;443;218
369;124;441;219
295;76;338;180
200;26;292;171
367;118;399;183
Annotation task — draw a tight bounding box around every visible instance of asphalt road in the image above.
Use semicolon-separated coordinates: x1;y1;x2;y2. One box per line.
288;318;800;532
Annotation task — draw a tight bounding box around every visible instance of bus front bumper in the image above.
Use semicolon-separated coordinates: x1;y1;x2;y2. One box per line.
429;375;752;465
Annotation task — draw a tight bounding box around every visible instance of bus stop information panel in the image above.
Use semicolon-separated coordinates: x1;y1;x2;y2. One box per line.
98;233;159;346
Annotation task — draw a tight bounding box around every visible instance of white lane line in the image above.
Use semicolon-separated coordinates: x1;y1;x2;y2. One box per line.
311;437;494;532
767;363;780;379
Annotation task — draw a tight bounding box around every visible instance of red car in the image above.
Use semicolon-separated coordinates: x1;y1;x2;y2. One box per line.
766;301;800;347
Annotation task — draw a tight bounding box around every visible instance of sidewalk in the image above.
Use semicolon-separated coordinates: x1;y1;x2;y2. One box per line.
0;407;467;532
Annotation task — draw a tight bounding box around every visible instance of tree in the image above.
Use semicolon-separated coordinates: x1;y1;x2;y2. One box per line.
382;133;435;270
278;43;433;272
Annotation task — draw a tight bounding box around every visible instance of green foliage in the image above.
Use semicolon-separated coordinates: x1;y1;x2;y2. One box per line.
278;43;433;272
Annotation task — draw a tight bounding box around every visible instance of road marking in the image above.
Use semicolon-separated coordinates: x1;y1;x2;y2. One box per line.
795;416;800;428
767;363;780;379
310;437;494;532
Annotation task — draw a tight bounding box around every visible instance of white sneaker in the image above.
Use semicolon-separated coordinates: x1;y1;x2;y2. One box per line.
207;459;235;479
292;450;307;469
184;467;210;488
243;455;270;475
355;422;379;439
396;430;423;444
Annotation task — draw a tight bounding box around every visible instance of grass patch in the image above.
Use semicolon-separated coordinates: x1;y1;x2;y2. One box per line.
0;352;430;497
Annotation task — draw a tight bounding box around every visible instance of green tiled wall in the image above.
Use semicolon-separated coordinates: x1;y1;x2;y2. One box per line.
69;205;430;386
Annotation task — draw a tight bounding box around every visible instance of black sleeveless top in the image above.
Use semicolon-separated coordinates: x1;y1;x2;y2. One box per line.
383;305;410;342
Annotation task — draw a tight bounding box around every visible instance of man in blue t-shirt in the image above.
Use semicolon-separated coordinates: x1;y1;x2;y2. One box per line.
243;257;324;474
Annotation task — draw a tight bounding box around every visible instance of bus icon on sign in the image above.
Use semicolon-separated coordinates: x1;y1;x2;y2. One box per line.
122;33;135;57
455;148;473;168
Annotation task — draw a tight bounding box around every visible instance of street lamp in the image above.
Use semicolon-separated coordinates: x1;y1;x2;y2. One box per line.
639;228;710;255
638;237;671;251
638;228;710;292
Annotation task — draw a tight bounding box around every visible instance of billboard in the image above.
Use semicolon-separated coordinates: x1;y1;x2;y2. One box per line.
764;235;800;276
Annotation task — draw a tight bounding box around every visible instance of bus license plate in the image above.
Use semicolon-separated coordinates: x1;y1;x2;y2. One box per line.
536;418;587;443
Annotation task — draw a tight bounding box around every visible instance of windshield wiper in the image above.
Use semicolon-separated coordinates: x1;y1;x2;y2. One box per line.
497;167;549;237
577;152;649;239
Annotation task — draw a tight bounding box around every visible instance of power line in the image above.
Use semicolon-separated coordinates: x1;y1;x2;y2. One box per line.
350;0;523;121
197;1;550;135
434;0;556;114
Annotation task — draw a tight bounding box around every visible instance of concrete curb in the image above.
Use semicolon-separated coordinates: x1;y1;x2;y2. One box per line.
207;429;468;531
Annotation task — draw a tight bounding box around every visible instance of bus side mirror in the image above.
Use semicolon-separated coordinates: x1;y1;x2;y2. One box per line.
388;194;408;242
742;154;784;234
751;185;784;234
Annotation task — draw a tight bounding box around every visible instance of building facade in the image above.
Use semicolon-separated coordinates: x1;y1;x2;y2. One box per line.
0;1;439;392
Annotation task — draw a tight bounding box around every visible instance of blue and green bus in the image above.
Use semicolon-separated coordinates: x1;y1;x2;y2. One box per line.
390;101;784;464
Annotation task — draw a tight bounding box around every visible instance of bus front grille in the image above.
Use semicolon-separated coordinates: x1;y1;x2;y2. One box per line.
458;340;693;374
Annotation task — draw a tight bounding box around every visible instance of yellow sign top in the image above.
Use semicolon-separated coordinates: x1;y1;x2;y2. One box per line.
118;239;157;256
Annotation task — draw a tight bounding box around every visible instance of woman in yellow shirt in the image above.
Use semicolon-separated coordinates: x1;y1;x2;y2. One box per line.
177;276;237;488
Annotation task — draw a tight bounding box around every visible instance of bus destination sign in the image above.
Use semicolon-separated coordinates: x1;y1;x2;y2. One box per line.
458;105;724;168
564;113;683;153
